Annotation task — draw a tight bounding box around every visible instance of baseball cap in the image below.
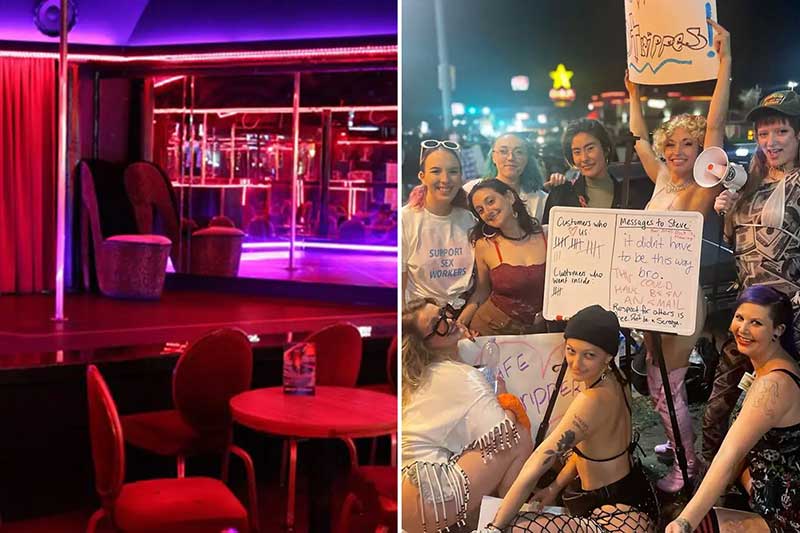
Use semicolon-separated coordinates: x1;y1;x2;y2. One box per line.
746;90;800;122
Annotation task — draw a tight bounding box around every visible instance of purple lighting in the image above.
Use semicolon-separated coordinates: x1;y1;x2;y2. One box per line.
242;242;397;254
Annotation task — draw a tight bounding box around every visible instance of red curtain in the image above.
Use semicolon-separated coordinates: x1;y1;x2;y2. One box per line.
0;57;56;293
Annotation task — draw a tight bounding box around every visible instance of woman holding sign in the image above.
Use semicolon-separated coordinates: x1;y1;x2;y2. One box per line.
666;286;800;533
476;305;658;533
402;141;476;309
624;20;731;493
401;298;533;533
457;179;548;336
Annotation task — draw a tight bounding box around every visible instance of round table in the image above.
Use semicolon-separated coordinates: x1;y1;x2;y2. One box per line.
230;386;396;531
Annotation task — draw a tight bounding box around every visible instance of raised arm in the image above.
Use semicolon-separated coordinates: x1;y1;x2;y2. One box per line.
457;240;490;328
667;374;786;532
703;20;732;150
625;70;664;183
487;392;597;529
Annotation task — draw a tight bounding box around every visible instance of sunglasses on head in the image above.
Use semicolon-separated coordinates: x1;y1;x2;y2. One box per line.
424;303;459;340
419;139;461;164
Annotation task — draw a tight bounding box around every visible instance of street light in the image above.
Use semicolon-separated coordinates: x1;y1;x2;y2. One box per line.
788;81;798;90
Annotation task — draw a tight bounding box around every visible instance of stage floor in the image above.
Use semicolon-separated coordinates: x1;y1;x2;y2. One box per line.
0;290;395;358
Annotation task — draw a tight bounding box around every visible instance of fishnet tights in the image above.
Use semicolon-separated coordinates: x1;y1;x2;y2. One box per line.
503;505;655;533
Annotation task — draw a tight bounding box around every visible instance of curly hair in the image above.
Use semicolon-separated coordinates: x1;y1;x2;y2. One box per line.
485;133;545;192
562;119;614;166
651;113;707;158
402;299;440;400
467;179;542;244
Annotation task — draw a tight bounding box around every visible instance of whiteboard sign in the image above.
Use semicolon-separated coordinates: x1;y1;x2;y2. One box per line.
458;333;583;442
543;207;703;335
625;0;718;85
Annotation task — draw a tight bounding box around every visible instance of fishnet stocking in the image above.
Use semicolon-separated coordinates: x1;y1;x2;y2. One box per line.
504;504;655;533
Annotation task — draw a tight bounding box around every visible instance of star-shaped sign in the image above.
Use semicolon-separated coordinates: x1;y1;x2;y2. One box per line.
550;64;574;90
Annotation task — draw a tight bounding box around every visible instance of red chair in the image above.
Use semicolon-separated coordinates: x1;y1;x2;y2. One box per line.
120;328;259;531
335;465;397;533
365;336;398;464
86;365;249;533
280;323;363;484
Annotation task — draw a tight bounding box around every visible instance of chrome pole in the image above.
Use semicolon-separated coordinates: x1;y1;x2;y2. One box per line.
289;72;300;270
54;0;69;321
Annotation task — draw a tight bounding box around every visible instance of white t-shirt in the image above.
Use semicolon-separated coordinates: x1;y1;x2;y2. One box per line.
402;360;510;467
402;205;475;306
463;178;548;222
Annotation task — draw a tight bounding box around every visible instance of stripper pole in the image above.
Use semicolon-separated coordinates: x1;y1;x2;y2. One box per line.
54;0;69;321
289;72;301;270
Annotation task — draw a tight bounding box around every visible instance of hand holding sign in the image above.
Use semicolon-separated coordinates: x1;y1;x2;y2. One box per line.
708;19;731;63
625;0;719;85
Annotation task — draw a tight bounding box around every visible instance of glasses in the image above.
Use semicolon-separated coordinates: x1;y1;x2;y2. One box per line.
424;303;458;340
419;139;461;164
493;147;528;159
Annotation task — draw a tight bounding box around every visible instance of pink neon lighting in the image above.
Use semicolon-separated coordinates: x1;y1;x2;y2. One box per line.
243;241;396;253
154;75;185;88
154;105;397;114
0;45;397;64
336;140;398;145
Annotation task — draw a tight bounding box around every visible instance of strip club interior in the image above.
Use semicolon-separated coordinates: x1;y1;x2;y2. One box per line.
0;1;398;531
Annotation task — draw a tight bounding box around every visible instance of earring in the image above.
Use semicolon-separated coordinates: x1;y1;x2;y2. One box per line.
773;334;779;342
512;210;519;219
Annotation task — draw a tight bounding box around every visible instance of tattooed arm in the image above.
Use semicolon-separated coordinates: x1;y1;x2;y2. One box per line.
670;374;787;531
488;393;597;528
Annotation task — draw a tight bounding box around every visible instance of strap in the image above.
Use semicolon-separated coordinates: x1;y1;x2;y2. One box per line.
769;368;800;391
573;371;634;462
490;238;503;263
535;359;568;447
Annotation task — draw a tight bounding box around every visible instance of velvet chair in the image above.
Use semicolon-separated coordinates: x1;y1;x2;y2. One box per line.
86;365;249;533
119;328;259;532
124;161;245;276
280;323;364;485
79;161;171;299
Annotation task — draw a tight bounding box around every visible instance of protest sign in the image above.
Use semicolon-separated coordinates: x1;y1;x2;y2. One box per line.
625;0;718;85
459;333;584;442
543;206;703;335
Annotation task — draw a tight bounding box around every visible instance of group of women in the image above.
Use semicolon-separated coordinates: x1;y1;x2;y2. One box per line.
402;20;800;533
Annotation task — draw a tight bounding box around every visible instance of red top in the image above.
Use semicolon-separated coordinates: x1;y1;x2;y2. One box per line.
487;238;546;324
230;386;396;439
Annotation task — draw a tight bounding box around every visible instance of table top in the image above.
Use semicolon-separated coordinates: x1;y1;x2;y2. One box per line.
230;386;397;439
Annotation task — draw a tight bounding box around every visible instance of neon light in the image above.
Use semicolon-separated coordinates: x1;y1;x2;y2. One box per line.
0;44;397;64
336;140;397;145
242;241;397;253
153;75;185;88
155;105;397;114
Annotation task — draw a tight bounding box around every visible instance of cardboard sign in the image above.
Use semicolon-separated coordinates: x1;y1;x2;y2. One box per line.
625;0;719;85
543;207;703;335
458;333;584;442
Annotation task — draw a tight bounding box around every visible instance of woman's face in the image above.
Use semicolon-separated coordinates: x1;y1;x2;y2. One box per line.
471;188;516;229
492;135;529;182
416;303;461;350
663;127;701;175
565;338;612;384
730;302;784;359
570;132;608;179
756;119;800;169
418;149;462;204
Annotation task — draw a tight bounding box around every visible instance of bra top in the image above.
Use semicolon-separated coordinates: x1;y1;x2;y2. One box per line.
572;374;636;463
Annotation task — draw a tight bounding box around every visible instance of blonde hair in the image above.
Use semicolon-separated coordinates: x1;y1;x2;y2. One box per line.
401;299;440;401
652;114;707;158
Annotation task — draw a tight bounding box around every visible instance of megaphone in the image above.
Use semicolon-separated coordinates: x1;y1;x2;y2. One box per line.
693;146;747;192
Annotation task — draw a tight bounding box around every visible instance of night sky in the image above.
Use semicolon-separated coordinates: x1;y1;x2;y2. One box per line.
402;0;800;127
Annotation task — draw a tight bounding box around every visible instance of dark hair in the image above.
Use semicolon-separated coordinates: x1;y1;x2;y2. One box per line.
736;285;798;359
561;119;614;166
485;133;545;192
467;179;542;244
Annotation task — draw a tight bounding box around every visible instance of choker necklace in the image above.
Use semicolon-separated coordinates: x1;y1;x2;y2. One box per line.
664;179;692;194
500;231;530;241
